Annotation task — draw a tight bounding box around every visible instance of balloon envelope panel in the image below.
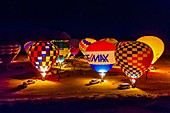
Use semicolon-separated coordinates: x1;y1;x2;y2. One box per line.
69;39;80;56
70;45;80;56
52;40;70;62
79;38;96;55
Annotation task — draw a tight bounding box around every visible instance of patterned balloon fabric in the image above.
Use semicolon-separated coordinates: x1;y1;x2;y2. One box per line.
28;41;58;75
51;40;70;63
69;45;80;56
24;41;36;54
79;38;96;55
68;39;80;56
115;41;153;80
115;41;129;48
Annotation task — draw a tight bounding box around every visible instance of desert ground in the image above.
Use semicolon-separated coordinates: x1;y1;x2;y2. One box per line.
0;42;170;113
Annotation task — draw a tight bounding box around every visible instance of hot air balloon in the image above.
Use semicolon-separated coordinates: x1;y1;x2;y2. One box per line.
115;41;153;88
68;39;80;57
137;36;164;65
0;41;21;70
24;41;36;54
58;32;71;40
51;40;70;63
85;41;116;82
28;41;58;80
79;38;97;55
100;38;118;45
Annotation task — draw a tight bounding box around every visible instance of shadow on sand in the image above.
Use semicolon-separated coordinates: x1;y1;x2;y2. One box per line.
8;71;40;80
5;84;27;93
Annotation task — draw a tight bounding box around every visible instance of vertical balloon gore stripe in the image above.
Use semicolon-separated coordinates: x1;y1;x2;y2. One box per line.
79;38;97;55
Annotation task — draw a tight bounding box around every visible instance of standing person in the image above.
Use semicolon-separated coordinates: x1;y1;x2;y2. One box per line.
145;69;150;81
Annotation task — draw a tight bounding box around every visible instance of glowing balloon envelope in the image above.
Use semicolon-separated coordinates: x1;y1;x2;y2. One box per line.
79;38;97;55
24;41;36;54
0;41;21;69
68;39;80;56
115;41;153;87
100;38;118;45
137;36;164;64
28;41;58;80
51;40;70;63
86;41;116;81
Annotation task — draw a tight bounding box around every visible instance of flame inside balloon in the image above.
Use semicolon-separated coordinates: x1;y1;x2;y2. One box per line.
24;41;36;54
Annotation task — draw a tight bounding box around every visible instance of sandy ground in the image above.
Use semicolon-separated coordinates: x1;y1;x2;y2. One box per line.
0;43;170;112
0;54;170;99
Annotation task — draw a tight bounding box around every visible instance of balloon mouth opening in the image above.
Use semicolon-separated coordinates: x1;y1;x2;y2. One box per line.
41;72;46;81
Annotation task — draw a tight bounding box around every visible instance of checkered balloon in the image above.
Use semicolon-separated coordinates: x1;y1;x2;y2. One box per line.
51;40;70;63
115;41;129;48
115;41;153;81
28;41;58;75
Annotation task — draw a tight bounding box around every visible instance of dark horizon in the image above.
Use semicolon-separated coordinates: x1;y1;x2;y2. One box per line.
0;0;169;42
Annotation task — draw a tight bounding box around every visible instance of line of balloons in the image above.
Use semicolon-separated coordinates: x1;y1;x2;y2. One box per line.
79;36;164;88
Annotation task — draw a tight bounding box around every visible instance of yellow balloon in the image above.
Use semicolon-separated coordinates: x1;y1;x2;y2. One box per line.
137;36;164;64
100;38;118;45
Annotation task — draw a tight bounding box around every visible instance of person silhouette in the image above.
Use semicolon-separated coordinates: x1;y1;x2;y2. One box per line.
145;69;150;80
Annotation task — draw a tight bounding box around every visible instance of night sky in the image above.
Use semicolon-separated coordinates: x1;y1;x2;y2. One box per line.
0;0;170;42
